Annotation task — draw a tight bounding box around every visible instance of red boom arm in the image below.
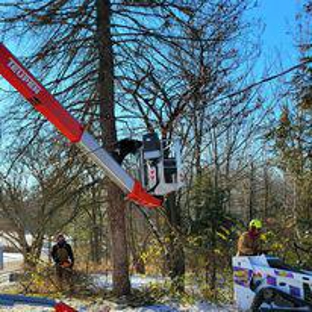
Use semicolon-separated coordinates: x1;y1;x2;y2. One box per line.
0;44;84;142
0;43;162;208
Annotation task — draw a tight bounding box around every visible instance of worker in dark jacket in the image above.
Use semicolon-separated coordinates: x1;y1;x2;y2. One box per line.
51;234;74;289
237;219;264;256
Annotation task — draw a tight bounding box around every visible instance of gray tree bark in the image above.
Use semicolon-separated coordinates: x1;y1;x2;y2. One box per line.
96;0;130;295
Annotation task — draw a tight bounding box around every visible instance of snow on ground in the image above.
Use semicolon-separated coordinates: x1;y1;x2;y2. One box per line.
0;300;236;312
0;261;237;311
94;274;169;290
3;253;24;263
85;301;235;311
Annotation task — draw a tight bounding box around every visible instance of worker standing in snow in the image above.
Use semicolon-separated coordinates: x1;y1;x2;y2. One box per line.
237;219;264;256
51;234;75;290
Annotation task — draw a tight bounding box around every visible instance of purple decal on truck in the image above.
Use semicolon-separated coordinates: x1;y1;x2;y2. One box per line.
267;275;277;286
233;267;252;288
289;285;301;298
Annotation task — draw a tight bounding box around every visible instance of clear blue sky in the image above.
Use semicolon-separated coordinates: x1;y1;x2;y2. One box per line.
256;0;301;67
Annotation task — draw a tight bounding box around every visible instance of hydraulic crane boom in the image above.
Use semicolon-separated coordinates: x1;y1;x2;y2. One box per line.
0;43;162;208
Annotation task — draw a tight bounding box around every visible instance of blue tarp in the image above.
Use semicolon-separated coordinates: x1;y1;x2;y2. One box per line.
0;293;56;307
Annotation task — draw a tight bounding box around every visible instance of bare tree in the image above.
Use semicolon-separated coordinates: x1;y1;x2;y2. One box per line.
0;138;98;267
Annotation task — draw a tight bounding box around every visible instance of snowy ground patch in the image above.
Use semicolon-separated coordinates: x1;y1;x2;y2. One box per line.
0;272;236;311
94;274;169;290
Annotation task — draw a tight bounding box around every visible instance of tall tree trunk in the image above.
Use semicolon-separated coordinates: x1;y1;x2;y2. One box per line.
210;132;219;299
128;206;145;274
90;189;102;264
90;223;101;263
106;184;131;295
96;0;130;295
263;162;269;219
249;161;255;220
166;193;185;292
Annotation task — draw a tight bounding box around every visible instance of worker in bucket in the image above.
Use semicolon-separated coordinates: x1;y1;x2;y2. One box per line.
237;219;265;256
51;234;75;289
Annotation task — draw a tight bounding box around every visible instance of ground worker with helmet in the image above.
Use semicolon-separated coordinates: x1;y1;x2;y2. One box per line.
237;219;266;256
